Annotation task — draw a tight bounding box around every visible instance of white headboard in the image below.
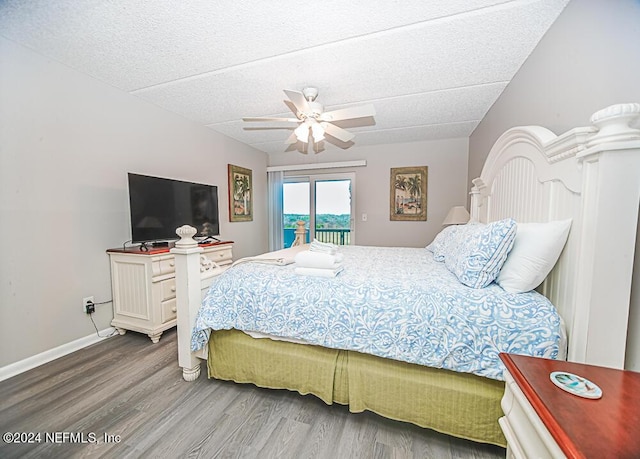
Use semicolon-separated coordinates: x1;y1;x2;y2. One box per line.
470;103;640;369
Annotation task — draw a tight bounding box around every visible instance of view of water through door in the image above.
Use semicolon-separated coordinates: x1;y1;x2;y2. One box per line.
283;174;354;248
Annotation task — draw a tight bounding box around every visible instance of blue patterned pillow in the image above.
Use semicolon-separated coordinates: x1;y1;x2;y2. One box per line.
444;218;517;288
426;225;460;261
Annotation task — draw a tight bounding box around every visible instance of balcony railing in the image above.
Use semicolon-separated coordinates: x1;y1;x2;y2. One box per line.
283;228;351;248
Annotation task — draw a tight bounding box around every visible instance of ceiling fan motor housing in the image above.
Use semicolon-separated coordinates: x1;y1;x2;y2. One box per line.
305;101;324;119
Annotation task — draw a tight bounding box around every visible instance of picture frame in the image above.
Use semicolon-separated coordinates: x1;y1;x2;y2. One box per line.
228;164;253;222
390;166;428;221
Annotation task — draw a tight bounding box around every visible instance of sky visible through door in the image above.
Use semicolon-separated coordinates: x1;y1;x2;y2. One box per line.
283;179;352;246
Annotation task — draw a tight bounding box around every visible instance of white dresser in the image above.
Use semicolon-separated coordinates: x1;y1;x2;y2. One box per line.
107;241;233;343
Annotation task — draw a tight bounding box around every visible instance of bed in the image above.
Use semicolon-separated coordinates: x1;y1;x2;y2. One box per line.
170;103;640;447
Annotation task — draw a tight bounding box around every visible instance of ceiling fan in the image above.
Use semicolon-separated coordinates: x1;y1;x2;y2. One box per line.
242;87;375;153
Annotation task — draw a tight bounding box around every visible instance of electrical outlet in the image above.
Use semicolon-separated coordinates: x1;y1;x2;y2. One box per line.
83;296;95;314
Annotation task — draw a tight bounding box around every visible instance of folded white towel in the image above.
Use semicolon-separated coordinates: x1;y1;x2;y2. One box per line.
294;265;344;278
231;256;292;268
231;244;306;268
294;250;344;269
310;239;339;255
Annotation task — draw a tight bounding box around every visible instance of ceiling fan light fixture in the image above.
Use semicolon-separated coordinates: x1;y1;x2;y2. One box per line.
311;123;325;142
294;124;309;143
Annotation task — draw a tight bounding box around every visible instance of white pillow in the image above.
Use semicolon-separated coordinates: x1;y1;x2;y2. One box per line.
496;219;572;293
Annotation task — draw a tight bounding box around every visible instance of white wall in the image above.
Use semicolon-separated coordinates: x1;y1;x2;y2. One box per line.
0;37;268;368
269;137;469;248
468;0;640;370
468;0;640;182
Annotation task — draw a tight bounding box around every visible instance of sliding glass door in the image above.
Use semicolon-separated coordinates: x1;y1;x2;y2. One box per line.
283;173;355;247
283;180;310;247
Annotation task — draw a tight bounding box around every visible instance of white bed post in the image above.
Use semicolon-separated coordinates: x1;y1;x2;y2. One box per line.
469;178;488;223
170;225;204;381
570;103;640;368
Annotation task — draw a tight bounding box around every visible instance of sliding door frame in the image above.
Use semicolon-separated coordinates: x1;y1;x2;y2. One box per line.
284;172;356;245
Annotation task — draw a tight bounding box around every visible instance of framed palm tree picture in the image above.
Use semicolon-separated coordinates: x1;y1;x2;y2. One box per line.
390;166;428;221
228;164;253;222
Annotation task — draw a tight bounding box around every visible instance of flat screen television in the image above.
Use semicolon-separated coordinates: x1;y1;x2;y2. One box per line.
128;173;220;244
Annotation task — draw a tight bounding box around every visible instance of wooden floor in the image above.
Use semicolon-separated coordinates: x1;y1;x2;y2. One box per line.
0;329;506;459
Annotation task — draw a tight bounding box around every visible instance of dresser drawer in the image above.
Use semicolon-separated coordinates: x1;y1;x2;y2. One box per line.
160;278;176;302
161;298;177;323
158;258;176;275
204;247;233;266
151;257;176;277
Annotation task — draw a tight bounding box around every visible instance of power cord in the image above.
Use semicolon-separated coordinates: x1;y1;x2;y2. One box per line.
198;236;221;244
85;299;118;338
91;299;112;306
89;313;119;338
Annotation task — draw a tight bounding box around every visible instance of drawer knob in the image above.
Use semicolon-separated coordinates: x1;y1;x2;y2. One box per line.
171;306;177;313
169;261;175;267
171;286;176;292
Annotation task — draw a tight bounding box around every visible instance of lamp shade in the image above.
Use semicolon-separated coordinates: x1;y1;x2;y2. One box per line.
294;124;309;143
311;123;325;142
442;206;470;225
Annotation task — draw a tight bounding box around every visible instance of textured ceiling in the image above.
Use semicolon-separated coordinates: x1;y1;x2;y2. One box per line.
0;0;570;155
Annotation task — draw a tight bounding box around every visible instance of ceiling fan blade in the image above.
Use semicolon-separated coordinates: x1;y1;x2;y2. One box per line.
243;127;295;132
242;116;299;122
319;104;376;122
283;89;310;113
322;122;355;142
285;132;297;144
283;99;299;116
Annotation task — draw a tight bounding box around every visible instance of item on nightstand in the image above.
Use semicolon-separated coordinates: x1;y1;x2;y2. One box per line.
550;371;602;399
442;206;470;225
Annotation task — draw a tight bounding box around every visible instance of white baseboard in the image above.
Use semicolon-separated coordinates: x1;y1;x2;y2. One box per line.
0;327;116;382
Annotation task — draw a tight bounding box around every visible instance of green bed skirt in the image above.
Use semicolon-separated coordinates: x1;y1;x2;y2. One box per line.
207;329;506;447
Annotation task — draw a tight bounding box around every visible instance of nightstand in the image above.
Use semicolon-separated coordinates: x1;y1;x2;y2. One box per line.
499;353;640;459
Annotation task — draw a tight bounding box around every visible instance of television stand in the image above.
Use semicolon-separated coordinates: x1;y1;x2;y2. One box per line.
106;240;233;343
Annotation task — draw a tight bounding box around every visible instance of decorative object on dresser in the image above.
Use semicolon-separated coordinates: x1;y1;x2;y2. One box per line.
499;353;640;459
389;165;428;221
107;237;233;343
228;164;253;222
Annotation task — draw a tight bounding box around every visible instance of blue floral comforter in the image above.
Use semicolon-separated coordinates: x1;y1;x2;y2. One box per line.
192;246;563;380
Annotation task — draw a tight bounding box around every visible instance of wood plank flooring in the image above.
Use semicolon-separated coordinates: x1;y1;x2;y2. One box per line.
0;329;506;458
